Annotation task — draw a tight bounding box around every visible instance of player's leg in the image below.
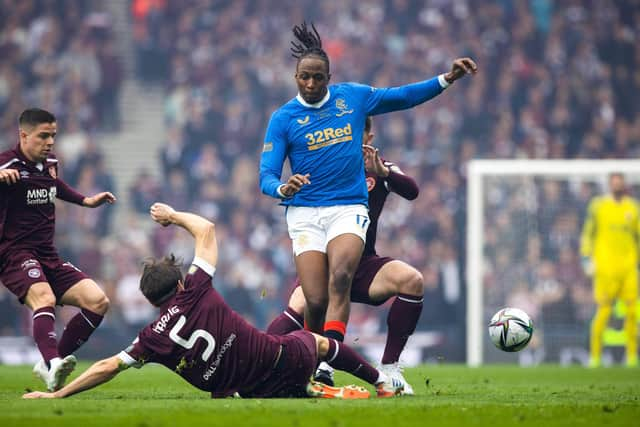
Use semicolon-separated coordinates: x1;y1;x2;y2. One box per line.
622;268;638;367
590;273;614;367
323;205;369;342
266;285;305;335
295;252;328;333
361;259;423;394
57;277;110;357
24;282;60;367
24;281;77;391
325;233;363;340
367;260;424;365
0;254;77;390
287;206;329;334
311;333;403;397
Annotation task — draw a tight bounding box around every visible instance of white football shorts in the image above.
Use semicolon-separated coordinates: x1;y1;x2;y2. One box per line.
285;204;370;256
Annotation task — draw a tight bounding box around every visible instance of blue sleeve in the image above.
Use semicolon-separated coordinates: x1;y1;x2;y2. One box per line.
357;76;445;116
259;112;288;199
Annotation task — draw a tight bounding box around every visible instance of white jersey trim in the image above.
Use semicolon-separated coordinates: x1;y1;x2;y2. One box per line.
284;311;304;329
192;257;216;277
296;89;331;109
0;158;20;170
438;74;450;89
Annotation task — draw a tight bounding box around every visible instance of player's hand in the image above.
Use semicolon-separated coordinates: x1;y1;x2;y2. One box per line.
581;256;594;277
281;174;311;197
22;391;56;399
150;202;176;226
0;168;20;185
84;192;117;208
362;145;389;177
444;57;478;83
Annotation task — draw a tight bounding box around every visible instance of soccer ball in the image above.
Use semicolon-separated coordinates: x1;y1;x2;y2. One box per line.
488;307;534;352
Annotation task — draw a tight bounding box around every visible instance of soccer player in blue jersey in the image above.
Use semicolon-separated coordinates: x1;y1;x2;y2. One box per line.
259;22;476;367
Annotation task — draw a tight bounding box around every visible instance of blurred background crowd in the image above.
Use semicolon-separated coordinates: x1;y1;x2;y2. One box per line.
1;0;639;363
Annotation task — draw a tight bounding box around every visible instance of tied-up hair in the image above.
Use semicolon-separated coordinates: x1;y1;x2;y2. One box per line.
290;21;330;70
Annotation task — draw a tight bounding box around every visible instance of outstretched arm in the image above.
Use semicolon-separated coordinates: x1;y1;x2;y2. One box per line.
22;355;125;399
150;203;218;268
366;57;478;115
56;178;117;207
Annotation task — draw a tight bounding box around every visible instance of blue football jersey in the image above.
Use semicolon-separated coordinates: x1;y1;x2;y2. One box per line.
259;76;447;207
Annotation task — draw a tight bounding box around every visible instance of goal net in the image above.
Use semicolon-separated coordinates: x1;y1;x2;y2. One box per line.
466;160;640;366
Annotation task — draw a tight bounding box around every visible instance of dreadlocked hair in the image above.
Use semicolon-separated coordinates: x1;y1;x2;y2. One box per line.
290;21;330;69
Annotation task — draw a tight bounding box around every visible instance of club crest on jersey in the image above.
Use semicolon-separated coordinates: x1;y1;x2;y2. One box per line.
335;99;353;117
297;115;310;126
48;166;57;179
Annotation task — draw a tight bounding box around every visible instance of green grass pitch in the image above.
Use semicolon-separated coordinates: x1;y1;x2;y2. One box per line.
1;363;638;427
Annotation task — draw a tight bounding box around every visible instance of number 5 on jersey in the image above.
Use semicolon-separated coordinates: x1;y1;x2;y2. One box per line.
169;315;216;362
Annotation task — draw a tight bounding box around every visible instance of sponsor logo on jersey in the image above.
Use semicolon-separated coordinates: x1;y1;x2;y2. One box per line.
202;333;236;381
305;123;353;151
20;170;29;178
335;99;353;117
297;115;310;126
263;142;273;152
26;186;57;205
152;305;181;334
28;268;41;279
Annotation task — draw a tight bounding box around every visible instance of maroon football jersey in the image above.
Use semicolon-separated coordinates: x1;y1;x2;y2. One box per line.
363;161;419;256
119;258;283;398
0;144;84;261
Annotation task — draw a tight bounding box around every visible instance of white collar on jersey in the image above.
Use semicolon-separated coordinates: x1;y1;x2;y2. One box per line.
296;88;331;109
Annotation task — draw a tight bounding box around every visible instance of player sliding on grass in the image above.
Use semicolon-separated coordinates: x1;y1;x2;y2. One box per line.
0;108;115;392
268;117;423;393
259;22;476;386
23;204;405;400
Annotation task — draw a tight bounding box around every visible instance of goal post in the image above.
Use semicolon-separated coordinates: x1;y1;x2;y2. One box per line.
466;159;640;366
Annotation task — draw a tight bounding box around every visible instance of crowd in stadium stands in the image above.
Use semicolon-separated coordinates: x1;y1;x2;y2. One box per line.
1;0;639;362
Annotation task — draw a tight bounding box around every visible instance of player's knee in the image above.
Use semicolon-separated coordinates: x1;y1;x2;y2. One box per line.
329;267;354;294
399;269;424;297
37;293;57;309
306;295;328;316
27;286;56;309
89;293;110;315
288;287;306;313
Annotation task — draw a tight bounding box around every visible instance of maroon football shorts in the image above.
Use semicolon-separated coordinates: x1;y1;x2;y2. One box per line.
350;255;395;306
0;249;88;304
244;330;317;398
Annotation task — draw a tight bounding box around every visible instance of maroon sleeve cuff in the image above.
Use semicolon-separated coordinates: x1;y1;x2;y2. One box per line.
56;178;86;206
386;169;419;200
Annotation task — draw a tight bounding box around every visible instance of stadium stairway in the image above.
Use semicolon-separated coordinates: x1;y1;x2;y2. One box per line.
96;0;165;225
97;79;165;225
